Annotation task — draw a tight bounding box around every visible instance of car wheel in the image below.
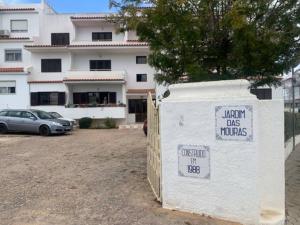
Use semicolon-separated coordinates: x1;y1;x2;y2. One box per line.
0;124;8;134
39;125;50;136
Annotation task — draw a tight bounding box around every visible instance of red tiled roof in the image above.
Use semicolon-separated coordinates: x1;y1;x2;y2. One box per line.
28;80;63;84
127;89;155;94
0;67;24;73
24;42;149;48
63;78;124;82
70;42;148;47
0;37;30;40
0;8;35;12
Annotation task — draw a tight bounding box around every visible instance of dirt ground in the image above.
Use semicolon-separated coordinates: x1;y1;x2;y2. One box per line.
0;129;238;225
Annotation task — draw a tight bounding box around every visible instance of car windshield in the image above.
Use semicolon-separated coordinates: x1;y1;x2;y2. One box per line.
34;110;54;120
50;112;62;118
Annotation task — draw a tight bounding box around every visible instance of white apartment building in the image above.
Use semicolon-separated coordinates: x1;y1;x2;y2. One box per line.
0;1;155;124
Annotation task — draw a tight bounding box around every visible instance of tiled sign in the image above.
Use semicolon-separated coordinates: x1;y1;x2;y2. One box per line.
215;105;253;142
178;144;210;179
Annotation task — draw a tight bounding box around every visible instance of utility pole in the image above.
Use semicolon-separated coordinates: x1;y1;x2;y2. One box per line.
292;67;296;151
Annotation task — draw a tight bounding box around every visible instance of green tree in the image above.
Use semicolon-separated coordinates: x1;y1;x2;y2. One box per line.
110;0;300;87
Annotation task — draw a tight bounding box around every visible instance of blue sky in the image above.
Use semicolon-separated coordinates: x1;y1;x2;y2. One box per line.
3;0;115;13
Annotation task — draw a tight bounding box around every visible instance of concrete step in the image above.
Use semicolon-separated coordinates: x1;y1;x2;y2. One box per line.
119;124;143;130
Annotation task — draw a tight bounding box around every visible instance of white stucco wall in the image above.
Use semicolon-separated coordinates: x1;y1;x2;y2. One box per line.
75;24;124;42
30;105;126;120
29;52;72;81
29;83;66;92
0;42;32;68
0;74;29;110
159;80;285;225
127;31;138;40
0;12;39;38
37;14;75;44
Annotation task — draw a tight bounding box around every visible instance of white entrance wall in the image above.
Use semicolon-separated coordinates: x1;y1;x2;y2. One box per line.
159;80;285;225
0;74;30;110
30;106;126;120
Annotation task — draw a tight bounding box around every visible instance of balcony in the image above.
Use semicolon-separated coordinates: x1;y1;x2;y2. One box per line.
24;41;149;53
64;70;126;84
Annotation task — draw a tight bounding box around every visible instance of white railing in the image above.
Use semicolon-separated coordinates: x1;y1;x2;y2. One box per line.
65;70;126;81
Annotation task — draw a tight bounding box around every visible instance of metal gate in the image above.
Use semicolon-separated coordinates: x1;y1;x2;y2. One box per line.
147;93;161;202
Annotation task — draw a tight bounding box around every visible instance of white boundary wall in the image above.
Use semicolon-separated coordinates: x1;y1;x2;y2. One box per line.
160;80;285;225
285;135;300;160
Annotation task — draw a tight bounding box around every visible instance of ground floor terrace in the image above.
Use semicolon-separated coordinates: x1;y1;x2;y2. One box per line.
0;72;155;124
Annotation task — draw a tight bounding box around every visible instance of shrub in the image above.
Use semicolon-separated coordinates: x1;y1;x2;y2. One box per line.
79;117;93;129
104;117;116;129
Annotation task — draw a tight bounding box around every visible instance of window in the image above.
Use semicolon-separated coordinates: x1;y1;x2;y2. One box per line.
128;99;147;122
5;49;22;62
7;111;22;117
89;60;111;71
73;92;116;105
21;111;36;119
0;81;16;94
30;92;65;106
92;32;112;41
0;111;7;116
11;20;28;32
34;110;54;120
250;88;272;100
136;74;147;82
136;56;147;64
51;33;70;46
41;59;61;72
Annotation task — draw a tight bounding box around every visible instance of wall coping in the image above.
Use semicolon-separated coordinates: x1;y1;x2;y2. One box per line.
165;79;256;101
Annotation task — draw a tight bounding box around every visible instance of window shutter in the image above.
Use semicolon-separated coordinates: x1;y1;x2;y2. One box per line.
51;33;70;45
11;20;28;32
92;32;112;41
41;59;62;72
89;60;111;71
58;92;66;105
31;93;38;106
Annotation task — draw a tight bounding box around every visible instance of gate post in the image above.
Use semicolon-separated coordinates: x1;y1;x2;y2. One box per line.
159;80;285;225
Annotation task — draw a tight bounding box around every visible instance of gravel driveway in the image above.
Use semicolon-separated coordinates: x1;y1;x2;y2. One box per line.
0;129;237;225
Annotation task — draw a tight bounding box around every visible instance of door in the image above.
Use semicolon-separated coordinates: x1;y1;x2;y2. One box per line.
128;99;147;123
20;111;39;133
5;111;23;131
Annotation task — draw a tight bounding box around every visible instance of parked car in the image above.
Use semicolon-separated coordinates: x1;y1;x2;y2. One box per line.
48;112;77;128
0;109;72;136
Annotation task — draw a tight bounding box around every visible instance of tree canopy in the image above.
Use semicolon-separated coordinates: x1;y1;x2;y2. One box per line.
110;0;300;87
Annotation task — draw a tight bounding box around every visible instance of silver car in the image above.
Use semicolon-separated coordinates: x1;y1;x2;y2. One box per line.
0;109;72;136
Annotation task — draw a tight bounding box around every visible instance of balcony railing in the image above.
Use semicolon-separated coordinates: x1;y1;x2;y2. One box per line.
65;103;126;108
64;70;126;82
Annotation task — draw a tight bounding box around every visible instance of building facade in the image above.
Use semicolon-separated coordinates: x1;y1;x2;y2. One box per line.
0;1;155;124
